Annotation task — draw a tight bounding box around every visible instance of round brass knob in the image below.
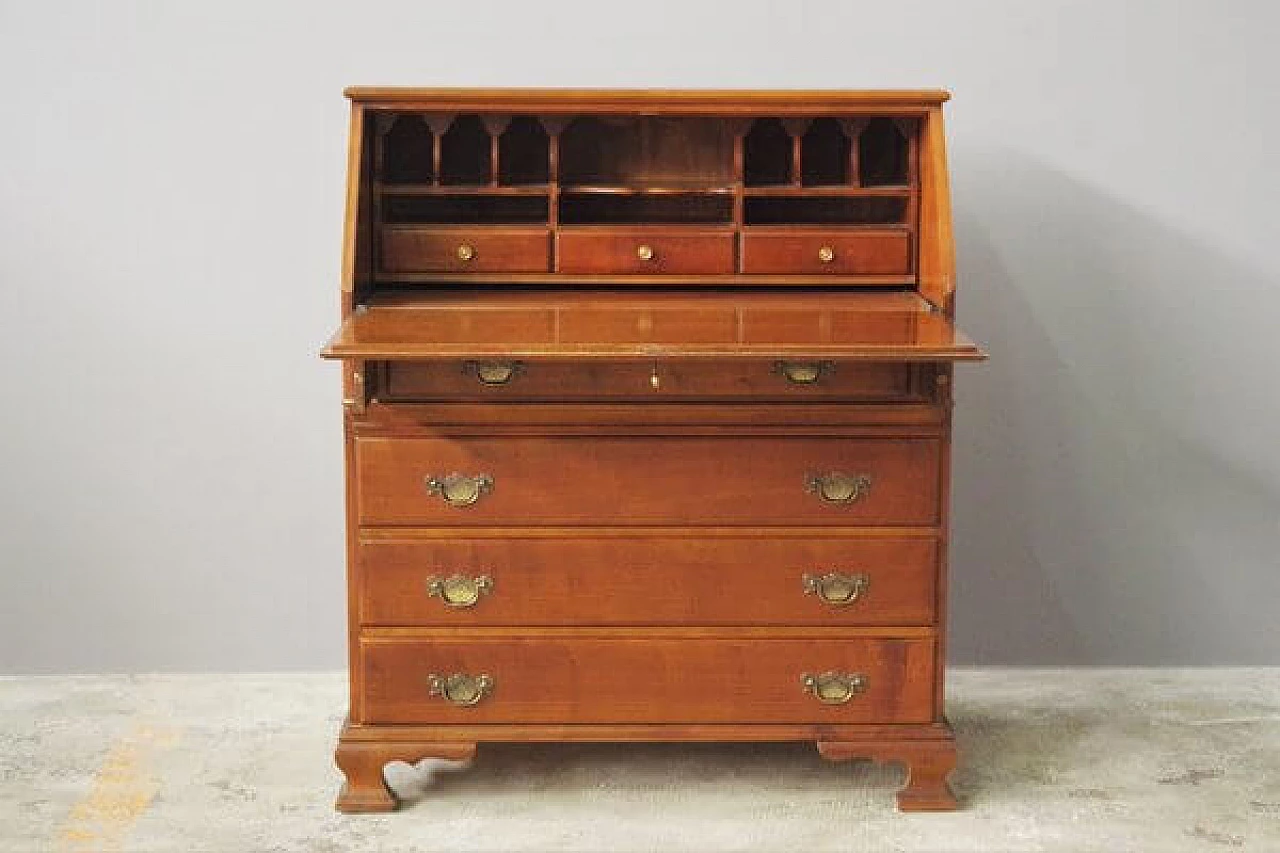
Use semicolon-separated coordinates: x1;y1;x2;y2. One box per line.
636;244;654;261
801;672;867;705
456;244;476;261
817;246;835;263
428;673;493;706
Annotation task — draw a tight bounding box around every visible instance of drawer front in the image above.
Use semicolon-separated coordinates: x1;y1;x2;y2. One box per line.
360;635;935;724
359;535;937;626
380;227;551;273
379;359;917;402
741;230;911;276
557;228;735;275
355;437;940;526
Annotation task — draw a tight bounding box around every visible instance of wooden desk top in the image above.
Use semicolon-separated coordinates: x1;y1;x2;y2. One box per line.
323;290;984;361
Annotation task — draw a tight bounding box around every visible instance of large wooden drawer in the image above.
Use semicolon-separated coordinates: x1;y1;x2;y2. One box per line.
378;358;919;402
358;534;937;626
355;437;941;526
360;634;935;724
557;228;735;275
741;229;911;276
380;226;551;273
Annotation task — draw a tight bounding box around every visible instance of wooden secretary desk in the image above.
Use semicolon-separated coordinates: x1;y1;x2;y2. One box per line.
323;88;984;813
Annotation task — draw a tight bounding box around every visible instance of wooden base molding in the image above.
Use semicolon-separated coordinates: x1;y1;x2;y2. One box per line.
335;722;956;812
334;737;477;813
817;735;958;811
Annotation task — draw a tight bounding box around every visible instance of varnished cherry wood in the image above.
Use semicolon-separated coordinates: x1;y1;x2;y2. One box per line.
741;229;912;276
378;358;918;402
375;272;918;286
557;227;736;275
355;436;941;526
819;736;959;811
357;532;938;626
345;88;951;113
380;226;550;274
354;402;948;431
321;290;984;362
359;633;935;725
331;89;976;814
335;737;476;813
332;720;955;812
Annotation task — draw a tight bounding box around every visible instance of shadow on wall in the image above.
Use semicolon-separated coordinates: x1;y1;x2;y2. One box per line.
947;147;1280;665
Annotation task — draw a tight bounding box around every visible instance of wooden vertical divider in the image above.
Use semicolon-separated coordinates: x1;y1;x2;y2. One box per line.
841;118;866;188
541;116;569;272
730;118;750;272
482;115;510;187
782;119;809;187
425;115;451;186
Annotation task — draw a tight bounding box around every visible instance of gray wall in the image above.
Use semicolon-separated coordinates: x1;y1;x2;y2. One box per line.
1;1;1276;673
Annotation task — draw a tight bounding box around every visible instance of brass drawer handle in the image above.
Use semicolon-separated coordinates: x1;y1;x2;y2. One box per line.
817;245;835;263
636;244;654;261
424;473;494;507
805;472;872;504
802;572;870;605
456;243;476;261
427;574;494;608
801;672;868;705
463;360;522;386
774;360;834;385
427;673;493;706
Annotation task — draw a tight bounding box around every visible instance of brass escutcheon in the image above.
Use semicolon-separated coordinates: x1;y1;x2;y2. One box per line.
801;672;868;705
427;673;493;706
636;244;654;261
464;360;522;386
817;245;835;263
424;473;494;507
774;360;834;385
805;472;873;504
456;244;476;261
802;572;870;605
427;574;494;608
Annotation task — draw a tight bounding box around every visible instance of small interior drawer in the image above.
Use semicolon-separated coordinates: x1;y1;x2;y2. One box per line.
741;229;912;275
557;228;735;275
380;226;551;273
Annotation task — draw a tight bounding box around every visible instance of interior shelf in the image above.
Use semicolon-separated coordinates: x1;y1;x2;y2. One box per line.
379;184;550;195
561;185;736;195
743;186;910;197
560;192;733;225
382;194;549;224
744;196;908;226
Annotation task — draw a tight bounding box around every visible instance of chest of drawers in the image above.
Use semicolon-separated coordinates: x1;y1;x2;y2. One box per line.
323;88;983;813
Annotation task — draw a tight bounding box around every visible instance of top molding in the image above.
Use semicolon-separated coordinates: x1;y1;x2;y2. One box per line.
343;87;951;114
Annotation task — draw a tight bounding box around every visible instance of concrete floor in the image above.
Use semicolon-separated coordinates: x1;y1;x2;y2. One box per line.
1;669;1277;852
